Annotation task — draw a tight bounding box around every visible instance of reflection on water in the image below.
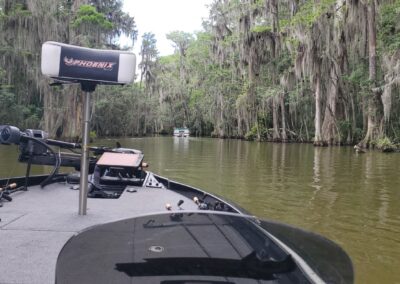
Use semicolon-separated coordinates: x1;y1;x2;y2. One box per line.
1;138;400;284
173;136;189;152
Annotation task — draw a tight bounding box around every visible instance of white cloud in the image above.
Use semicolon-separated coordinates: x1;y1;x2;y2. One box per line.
123;0;212;57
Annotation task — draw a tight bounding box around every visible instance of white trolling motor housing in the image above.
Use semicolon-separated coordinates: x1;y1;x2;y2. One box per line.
41;41;136;84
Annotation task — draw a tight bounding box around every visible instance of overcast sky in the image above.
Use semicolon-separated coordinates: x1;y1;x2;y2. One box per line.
123;0;212;57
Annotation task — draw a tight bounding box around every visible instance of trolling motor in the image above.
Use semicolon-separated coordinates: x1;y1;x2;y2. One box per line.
0;125;144;188
0;125;109;166
1;125;59;188
0;125;95;188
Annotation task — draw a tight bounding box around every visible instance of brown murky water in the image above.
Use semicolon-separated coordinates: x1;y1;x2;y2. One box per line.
1;137;399;284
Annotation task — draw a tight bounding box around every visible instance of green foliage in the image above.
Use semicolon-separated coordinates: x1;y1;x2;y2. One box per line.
343;63;371;96
245;123;269;141
55;1;72;17
0;67;5;82
353;128;364;143
251;25;271;33
291;0;336;28
379;1;400;53
3;0;400;144
93;85;143;136
256;115;271;140
0;0;140;139
21;105;41;129
189;90;204;109
245;125;258;141
275;52;293;75
4;3;31;17
258;86;282;99
90;130;97;141
166;31;194;54
140;32;158;84
0;86;15;106
346;65;368;85
375;137;397;152
285;37;300;50
279;18;291;30
253;0;265;9
158;54;179;65
141;33;158;57
337;120;351;141
0;3;32;21
72;5;113;30
89;0;137;46
220;34;239;48
0;86;41;128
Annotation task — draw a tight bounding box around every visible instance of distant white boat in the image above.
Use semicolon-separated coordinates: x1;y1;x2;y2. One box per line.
173;127;190;137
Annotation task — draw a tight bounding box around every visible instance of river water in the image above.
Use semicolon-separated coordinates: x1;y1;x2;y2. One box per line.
1;137;399;284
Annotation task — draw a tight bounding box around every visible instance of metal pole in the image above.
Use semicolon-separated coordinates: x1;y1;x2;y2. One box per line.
79;91;91;215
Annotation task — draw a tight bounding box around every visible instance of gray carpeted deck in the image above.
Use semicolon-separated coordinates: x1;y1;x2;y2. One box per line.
0;175;198;284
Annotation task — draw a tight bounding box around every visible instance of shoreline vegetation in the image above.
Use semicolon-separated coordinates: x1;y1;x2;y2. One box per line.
1;0;400;151
94;131;400;153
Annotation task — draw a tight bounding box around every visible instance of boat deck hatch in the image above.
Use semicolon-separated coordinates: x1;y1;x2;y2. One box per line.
89;152;146;198
97;152;143;168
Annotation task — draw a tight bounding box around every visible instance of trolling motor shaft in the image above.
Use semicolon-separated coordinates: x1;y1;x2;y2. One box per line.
79;90;91;215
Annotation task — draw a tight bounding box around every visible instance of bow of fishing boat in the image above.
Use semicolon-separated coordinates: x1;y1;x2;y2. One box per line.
0;42;353;284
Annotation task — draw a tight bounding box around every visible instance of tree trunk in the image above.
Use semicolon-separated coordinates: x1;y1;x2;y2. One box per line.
362;1;382;147
237;109;242;137
272;97;280;141
270;0;280;57
314;75;323;146
247;70;256;129
322;64;339;145
280;92;288;142
350;92;356;143
219;92;225;137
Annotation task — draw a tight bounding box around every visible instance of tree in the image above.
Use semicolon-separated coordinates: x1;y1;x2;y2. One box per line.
2;0;400;146
166;31;194;126
361;0;383;147
139;32;158;86
0;0;138;139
